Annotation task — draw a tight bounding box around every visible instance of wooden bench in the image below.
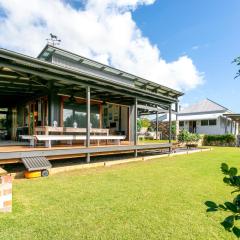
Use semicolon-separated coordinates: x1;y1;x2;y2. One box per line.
21;135;126;148
35;126;109;135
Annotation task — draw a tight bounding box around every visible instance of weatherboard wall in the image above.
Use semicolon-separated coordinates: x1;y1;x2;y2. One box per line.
179;117;238;135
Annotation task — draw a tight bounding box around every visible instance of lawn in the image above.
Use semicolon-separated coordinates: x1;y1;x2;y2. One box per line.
1;147;240;240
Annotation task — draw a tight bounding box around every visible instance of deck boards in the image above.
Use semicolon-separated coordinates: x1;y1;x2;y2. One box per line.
0;143;131;153
0;142;171;164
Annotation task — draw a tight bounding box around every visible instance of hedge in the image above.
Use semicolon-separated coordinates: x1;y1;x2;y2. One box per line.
203;134;236;146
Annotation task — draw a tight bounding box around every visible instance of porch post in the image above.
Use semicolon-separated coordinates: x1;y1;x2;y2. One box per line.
156;112;159;140
86;86;91;163
225;118;227;134
169;104;172;144
48;82;60;126
134;97;138;157
175;102;179;140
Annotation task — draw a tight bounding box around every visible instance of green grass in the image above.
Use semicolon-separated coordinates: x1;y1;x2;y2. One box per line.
1;147;240;239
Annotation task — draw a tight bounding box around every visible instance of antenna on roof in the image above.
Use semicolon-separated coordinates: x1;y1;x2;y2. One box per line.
46;33;61;46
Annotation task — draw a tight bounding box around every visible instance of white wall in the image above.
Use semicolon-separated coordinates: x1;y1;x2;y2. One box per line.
196;118;224;135
180;117;238;135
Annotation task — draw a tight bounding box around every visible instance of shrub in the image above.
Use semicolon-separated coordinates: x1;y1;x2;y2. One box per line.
137;119;142;131
177;130;201;143
138;118;150;129
203;134;236;146
205;163;240;238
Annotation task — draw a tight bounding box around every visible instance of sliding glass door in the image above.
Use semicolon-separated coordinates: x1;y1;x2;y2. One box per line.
63;99;100;128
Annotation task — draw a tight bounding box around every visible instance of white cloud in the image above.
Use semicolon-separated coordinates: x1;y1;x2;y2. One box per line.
0;0;203;91
192;45;199;50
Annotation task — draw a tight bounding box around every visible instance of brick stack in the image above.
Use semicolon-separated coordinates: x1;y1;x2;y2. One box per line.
0;175;12;212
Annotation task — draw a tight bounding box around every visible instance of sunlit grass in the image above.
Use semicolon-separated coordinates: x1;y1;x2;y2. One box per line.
0;147;239;239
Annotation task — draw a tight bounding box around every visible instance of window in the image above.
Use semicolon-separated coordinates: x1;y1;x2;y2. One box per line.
201;119;217;126
179;121;184;127
63;100;100;128
209;119;217;126
201;120;208;126
0;113;7;130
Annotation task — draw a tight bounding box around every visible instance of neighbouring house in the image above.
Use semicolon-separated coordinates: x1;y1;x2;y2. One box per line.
0;45;183;166
160;99;239;136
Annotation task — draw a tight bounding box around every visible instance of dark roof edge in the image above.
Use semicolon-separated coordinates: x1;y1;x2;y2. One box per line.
206;98;229;111
37;44;50;59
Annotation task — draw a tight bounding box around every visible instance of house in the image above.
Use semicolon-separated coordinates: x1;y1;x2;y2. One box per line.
0;45;183;165
160;99;238;135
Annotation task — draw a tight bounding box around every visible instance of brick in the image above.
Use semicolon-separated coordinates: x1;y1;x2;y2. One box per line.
2;175;12;184
0;206;12;212
3;200;12;207
3;189;11;195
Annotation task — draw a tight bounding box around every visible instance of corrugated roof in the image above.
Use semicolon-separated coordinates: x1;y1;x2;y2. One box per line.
178;113;222;121
160;112;222;122
179;99;229;114
38;44;184;98
0;48;179;105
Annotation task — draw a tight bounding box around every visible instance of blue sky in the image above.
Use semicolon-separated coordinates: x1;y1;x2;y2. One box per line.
132;0;240;111
0;0;239;111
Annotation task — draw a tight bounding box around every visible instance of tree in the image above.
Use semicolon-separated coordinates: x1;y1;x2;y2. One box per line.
171;122;176;137
233;57;240;79
205;163;240;238
137;118;150;131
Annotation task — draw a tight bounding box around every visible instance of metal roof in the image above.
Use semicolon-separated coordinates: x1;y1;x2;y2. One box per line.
179;99;229;115
178;113;222;121
38;44;184;99
160;113;222;122
0;47;181;106
223;114;240;123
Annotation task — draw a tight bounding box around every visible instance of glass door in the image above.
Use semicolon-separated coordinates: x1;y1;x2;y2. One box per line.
0;108;8;140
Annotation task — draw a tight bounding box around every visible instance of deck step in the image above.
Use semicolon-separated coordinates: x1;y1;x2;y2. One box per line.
21;156;52;171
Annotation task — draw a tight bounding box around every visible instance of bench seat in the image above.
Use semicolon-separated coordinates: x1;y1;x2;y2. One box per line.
21;135;126;148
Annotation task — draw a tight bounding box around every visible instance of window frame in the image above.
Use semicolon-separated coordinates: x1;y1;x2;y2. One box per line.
179;121;184;127
209;119;217;126
201;120;208;126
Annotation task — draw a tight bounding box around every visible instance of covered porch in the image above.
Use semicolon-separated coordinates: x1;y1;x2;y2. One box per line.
0;46;183;164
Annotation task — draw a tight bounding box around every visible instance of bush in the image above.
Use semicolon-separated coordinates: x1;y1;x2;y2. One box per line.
137;119;142;131
205;163;240;238
203;134;236;146
137;118;151;131
177;130;201;143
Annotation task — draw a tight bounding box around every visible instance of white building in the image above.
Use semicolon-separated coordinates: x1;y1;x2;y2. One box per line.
162;99;239;135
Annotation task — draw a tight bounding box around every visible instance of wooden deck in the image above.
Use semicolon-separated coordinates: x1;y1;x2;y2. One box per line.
0;142;172;164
